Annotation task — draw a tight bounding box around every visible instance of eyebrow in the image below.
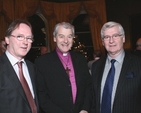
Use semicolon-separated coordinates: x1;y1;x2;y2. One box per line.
58;34;73;36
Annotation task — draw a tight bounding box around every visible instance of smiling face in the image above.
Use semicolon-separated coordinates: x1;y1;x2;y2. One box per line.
54;26;73;53
5;23;32;60
102;26;125;58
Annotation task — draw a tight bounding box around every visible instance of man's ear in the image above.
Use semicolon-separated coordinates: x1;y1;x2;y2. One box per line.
5;37;9;44
102;41;105;46
54;37;56;42
123;37;125;43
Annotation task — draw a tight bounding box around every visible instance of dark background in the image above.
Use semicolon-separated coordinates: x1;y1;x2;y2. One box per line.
106;0;141;51
27;0;141;62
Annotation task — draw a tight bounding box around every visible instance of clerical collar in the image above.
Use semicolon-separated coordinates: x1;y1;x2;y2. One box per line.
63;53;68;56
56;47;69;57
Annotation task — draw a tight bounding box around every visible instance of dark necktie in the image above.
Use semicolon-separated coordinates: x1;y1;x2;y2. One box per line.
101;59;116;113
17;62;37;113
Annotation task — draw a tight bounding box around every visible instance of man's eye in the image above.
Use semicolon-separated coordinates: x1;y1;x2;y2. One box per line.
58;35;64;38
114;35;118;37
17;36;22;38
27;38;32;40
68;36;73;38
104;36;109;39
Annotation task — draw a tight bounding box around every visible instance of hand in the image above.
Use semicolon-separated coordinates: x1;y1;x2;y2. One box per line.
79;110;88;113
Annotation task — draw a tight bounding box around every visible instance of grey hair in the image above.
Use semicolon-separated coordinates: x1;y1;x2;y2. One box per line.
53;22;75;37
100;21;125;39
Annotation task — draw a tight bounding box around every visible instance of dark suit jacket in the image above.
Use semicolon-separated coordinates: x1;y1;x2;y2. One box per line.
35;50;92;113
133;50;141;57
0;53;39;113
91;52;141;113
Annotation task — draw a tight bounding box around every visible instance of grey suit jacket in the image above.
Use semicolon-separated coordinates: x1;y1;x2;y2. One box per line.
91;52;141;113
0;53;39;113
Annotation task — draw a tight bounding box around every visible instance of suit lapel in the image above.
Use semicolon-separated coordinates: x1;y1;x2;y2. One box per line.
114;54;132;102
53;51;70;80
1;54;30;106
97;57;107;107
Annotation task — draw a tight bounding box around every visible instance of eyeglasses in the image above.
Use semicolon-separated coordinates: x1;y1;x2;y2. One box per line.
57;34;74;39
10;34;34;43
103;34;123;41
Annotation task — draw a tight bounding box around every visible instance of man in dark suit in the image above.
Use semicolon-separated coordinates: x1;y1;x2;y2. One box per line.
35;22;92;113
91;21;141;113
0;19;39;113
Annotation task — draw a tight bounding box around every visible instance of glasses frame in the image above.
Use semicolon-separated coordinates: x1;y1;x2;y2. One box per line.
10;34;34;43
103;34;123;41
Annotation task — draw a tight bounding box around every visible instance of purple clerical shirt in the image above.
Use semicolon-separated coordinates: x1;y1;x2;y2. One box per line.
56;48;77;104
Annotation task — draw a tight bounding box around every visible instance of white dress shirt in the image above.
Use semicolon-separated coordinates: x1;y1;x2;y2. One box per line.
101;50;125;111
5;50;35;98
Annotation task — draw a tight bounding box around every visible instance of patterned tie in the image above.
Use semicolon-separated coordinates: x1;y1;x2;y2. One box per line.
101;59;116;113
17;62;37;113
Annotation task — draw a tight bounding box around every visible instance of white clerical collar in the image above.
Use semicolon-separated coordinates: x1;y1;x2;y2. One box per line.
63;53;68;56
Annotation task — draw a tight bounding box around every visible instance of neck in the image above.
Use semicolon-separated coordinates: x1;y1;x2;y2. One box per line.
56;47;69;56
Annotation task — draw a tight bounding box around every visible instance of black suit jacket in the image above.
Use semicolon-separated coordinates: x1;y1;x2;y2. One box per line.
91;52;141;113
0;53;39;113
35;50;92;113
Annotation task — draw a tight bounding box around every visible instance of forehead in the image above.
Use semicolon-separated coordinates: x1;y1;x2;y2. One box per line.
57;26;73;35
104;26;119;35
12;23;32;34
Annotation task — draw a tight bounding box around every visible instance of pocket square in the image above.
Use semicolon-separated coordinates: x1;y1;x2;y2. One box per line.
126;72;135;78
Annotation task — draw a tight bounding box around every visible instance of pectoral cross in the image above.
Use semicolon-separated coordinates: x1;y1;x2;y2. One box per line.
66;67;71;77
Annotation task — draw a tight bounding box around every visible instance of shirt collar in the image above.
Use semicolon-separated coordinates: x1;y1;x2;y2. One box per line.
56;47;69;57
5;50;25;66
107;49;125;64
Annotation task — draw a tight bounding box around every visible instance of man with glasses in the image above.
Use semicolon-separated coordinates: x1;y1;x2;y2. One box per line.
35;22;92;113
0;19;39;113
91;21;141;113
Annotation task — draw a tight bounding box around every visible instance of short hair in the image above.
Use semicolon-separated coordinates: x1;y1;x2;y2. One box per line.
5;19;33;37
53;22;75;37
100;21;125;39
